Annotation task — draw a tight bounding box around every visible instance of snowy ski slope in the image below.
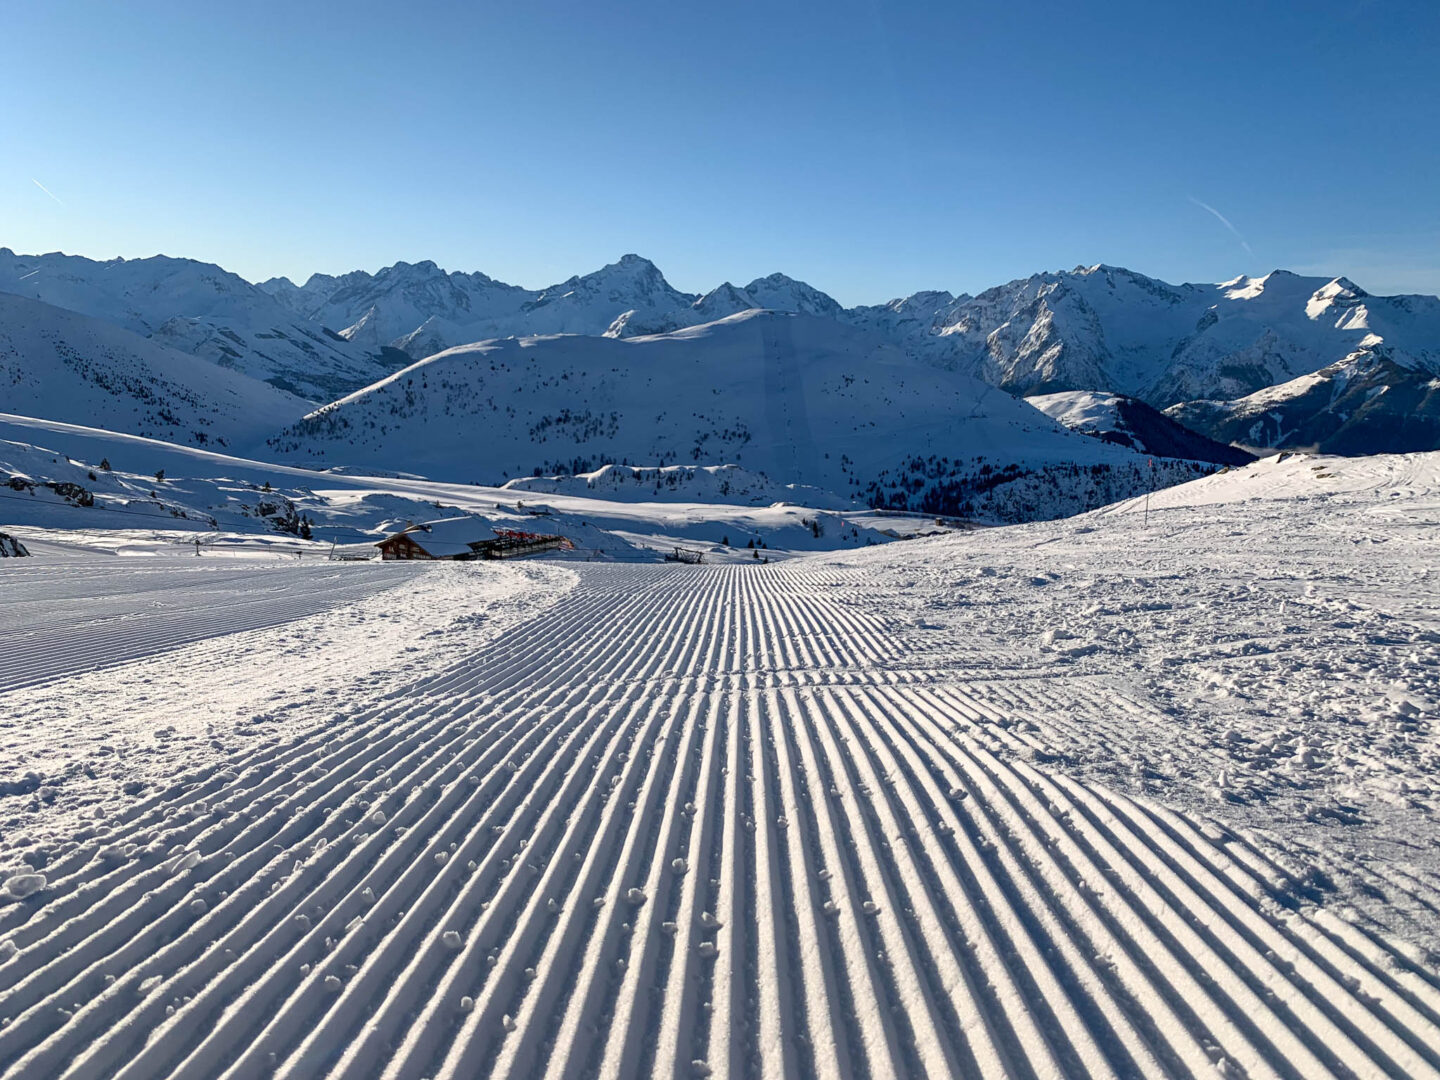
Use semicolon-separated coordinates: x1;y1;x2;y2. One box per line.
0;561;420;695
0;294;308;451
2;554;1438;1079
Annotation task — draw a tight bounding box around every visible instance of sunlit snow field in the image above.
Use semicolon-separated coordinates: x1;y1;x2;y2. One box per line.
1;452;1437;1079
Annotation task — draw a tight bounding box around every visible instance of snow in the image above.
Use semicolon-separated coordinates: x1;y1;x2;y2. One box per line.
270;254;694;356
0;249;393;402
268;309;1190;519
0;555;573;872
1306;276;1366;320
864;264;1440;410
1025;389;1124;431
147;315;396;403
261;255;850;357
9;247;1440;440
0;874;45;900
263;247;1440;417
1106;446;1440;511
0;412;909;557
0;293;309;452
501;462;854;509
0;249;291;337
0;449;1436;1078
1165;340;1440;455
9;247;1439;463
2;239;1439;1077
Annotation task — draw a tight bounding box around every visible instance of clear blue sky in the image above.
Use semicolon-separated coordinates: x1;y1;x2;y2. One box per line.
4;0;1437;304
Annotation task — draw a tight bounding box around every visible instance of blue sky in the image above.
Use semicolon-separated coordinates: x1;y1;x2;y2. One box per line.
4;0;1437;304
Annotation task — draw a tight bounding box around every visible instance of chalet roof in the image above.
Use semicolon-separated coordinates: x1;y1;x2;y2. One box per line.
381;517;492;558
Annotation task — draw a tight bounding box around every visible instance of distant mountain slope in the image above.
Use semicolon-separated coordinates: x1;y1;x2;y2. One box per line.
15;247;1438;456
0;292;308;448
0;248;281;334
0;249;397;400
1027;391;1255;466
146;316;404;401
265;259;538;351
264;254;1440;427
500;462;853;509
1166;340;1440;455
268;310;1210;519
264;256;854;358
860;266;1440;408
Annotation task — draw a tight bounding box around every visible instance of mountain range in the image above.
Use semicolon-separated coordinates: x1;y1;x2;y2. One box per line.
0;249;397;401
266;309;1211;519
3;246;1438;458
259;255;1440;454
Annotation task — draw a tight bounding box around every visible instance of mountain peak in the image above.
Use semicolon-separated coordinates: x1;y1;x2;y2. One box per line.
597;254;666;281
741;273;842;317
379;259;443;276
1325;275;1366;296
1071;263;1155;283
694;281;753;307
1305;276;1371;321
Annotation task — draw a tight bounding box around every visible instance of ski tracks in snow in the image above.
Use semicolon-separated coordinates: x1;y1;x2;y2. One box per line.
2;564;1439;1078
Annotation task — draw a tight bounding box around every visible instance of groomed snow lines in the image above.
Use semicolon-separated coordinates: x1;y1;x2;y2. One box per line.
2;564;1439;1079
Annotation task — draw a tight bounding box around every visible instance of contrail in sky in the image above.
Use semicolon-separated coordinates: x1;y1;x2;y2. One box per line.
1189;196;1252;256
32;179;64;205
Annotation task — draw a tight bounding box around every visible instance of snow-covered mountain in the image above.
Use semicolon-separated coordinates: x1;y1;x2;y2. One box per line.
0;249;397;400
0;248;280;334
263;256;855;358
268;310;1210;519
264;255;694;351
0;292;308;449
269;252;919;360
845;290;967;346
1166;339;1440;455
1026;391;1254;466
500;463;854;509
263;254;1440;435
863;266;1440;409
263;260;537;353
12;245;1439;457
604;270;850;339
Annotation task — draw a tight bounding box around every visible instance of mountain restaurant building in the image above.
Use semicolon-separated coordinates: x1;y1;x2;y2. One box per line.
376;518;573;560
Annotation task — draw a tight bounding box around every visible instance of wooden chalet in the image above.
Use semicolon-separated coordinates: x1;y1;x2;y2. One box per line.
376;518;574;561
